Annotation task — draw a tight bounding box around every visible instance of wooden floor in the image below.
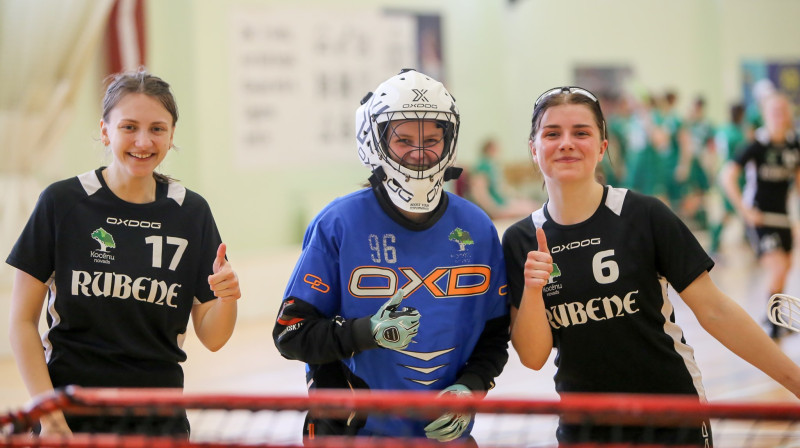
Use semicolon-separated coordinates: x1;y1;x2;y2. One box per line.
1;221;799;445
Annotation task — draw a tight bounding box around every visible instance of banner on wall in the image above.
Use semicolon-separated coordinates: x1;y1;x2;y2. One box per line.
230;8;441;169
414;14;445;84
742;60;800;124
574;66;633;103
106;0;146;75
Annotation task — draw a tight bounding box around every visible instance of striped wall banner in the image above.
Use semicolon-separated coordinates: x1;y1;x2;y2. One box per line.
106;0;146;74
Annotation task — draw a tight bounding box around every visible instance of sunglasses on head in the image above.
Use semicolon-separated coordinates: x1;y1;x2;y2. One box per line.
534;86;607;139
534;86;599;109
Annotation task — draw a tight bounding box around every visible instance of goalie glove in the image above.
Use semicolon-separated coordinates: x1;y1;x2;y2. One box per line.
369;289;420;350
424;384;473;442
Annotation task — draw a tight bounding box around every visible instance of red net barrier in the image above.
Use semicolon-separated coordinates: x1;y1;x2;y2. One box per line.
2;386;799;447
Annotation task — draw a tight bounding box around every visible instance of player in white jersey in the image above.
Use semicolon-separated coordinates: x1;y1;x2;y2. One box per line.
502;86;800;446
273;69;509;443
7;70;241;436
721;93;800;339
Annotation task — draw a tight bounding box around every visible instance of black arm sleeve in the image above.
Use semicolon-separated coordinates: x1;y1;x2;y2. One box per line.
454;314;510;393
273;296;378;364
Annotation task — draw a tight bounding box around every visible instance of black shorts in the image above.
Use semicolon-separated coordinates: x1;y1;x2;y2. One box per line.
33;412;190;437
67;413;190;437
746;226;793;257
557;419;712;446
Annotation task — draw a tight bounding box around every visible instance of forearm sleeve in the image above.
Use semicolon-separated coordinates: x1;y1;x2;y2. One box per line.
273;296;377;364
455;314;511;392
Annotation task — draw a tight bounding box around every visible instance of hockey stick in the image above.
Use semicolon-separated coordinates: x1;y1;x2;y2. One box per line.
767;294;800;333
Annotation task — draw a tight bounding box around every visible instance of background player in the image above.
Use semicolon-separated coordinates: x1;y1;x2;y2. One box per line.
468;138;539;220
721;92;800;339
502;86;800;445
709;103;748;256
6;69;241;436
273;69;509;443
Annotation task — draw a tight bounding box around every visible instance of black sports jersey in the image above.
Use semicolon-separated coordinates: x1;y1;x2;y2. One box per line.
7;168;222;390
735;131;800;215
503;186;713;397
503;186;714;444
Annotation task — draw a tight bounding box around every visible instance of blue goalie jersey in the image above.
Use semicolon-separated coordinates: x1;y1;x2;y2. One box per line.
274;185;509;438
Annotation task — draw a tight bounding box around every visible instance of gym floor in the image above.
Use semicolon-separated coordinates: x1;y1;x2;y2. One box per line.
1;221;798;444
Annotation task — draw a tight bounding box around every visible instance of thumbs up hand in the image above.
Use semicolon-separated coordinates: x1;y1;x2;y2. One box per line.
370;289;420;350
524;227;553;289
208;243;241;303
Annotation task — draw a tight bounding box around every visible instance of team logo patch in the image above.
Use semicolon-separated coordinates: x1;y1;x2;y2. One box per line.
549;263;562;283
303;274;330;293
760;233;781;253
381;327;401;343
448;227;474;252
543;263;562;296
92;228;116;252
90;228;116;264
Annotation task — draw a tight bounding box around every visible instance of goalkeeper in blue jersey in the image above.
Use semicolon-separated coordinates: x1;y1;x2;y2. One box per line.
273;69;510;443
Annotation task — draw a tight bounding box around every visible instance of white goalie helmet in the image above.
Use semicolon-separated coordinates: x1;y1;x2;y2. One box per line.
355;69;460;214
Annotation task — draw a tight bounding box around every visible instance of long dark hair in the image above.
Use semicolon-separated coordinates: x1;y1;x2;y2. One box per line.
102;68;179;183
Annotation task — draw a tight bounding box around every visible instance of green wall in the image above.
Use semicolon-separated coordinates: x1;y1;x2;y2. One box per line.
55;0;800;257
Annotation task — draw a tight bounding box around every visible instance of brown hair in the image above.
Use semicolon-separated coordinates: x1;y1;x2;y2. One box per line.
102;68;179;183
529;89;607;142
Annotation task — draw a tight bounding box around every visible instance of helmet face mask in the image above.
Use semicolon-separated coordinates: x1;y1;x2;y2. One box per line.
356;70;459;214
377;116;453;177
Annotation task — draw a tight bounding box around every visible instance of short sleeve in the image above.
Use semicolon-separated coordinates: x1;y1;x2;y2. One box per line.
6;187;57;283
283;219;342;318
733;141;757;166
192;196;224;304
649;198;714;293
501;219;536;309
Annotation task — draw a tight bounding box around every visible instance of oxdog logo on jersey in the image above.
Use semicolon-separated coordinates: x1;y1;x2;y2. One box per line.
90;228;116;264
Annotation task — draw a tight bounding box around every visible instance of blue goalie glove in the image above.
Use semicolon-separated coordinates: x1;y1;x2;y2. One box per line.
369;289;420;350
424;384;473;442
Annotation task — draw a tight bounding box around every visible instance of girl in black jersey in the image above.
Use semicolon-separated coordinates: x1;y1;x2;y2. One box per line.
502;86;800;446
721;93;800;340
7;70;241;436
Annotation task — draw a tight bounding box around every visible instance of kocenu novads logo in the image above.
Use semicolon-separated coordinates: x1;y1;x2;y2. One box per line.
92;228;116;251
543;263;562;296
448;227;474;252
548;263;562;284
90;228;116;264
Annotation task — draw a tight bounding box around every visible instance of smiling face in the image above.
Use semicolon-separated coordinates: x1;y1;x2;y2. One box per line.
763;94;793;139
384;119;446;171
530;103;607;185
101;93;175;182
